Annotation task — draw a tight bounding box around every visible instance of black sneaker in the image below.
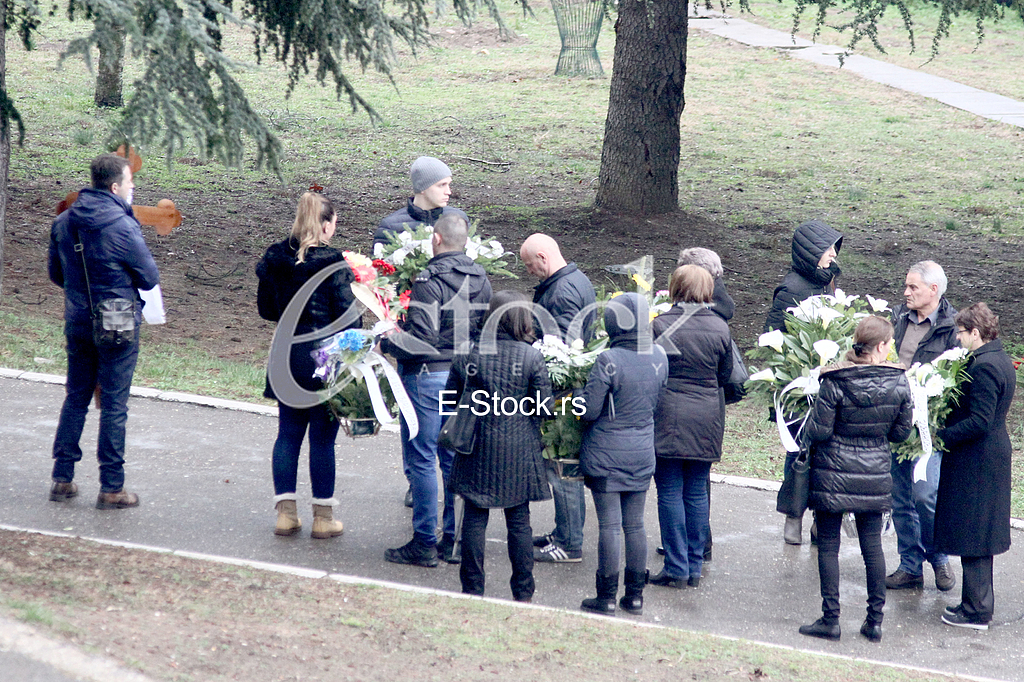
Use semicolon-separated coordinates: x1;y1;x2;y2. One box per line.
534;542;582;563
885;569;924;589
942;610;989;630
385;539;438;567
944;604;964;617
532;533;555;548
436;535;461;564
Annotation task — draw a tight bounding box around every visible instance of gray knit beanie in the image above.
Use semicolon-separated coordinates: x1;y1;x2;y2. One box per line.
410;156;452;194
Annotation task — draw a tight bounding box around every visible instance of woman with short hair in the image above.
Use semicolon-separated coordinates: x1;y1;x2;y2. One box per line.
799;316;913;643
649;265;733;590
935;303;1015;630
445;290;552;602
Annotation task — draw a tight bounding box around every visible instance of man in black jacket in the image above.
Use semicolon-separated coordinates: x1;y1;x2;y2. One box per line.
48;154;160;510
372;156;470;251
887;260;959;593
381;213;492;567
520;234;597;563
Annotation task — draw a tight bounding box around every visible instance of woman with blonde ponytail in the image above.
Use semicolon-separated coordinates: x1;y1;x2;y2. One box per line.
256;192;359;539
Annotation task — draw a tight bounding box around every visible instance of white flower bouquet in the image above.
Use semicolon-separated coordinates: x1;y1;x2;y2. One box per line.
372;223;516;297
892;347;971;462
533;334;608;462
745;290;890;450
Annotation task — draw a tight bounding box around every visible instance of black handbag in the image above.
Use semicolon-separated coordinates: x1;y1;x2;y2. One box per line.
723;338;749;405
776;447;811;517
438;389;479;455
71;220;135;348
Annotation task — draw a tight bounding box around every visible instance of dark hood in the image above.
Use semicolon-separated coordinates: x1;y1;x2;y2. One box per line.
791;220;843;281
604;292;651;351
68;188;135;233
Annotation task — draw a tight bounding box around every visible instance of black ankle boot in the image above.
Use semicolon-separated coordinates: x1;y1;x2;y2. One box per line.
860;619;882;642
581;572;619;614
619;569;646;615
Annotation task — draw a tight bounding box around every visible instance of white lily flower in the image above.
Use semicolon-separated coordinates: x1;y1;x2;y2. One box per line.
817;307;844;329
935;347;969;363
865;294;890;312
813;339;841;365
831;289;858;307
749;368;775;382
759;329;786;353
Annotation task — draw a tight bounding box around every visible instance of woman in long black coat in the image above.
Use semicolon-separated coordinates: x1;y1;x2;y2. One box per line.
799;316;913;643
935;303;1016;630
445;290;552;602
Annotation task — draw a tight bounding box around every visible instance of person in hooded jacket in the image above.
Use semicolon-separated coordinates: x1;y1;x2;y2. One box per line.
578;293;668;616
649;265;732;590
257;192;359;540
798;316;913;643
48;153;160;510
935;303;1016;631
764;219;844;546
445;291;552;602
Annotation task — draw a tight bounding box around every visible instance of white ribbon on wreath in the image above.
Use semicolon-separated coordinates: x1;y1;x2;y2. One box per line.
774;373;819;452
908;381;933;483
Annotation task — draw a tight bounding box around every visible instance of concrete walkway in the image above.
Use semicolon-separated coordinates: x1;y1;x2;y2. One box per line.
689;12;1024;128
1;372;1022;682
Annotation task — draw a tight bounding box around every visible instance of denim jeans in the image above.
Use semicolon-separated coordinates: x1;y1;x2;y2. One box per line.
272;402;340;499
52;322;140;493
891;450;947;575
545;464;585;551
591;490;648;577
654;458;712;579
460;500;534;601
816;511;886;625
401;371;454;546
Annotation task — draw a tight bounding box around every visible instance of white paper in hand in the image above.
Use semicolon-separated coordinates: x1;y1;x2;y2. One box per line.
140;285;166;324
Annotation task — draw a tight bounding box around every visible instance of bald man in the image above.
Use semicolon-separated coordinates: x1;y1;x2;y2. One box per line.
520;234;597;563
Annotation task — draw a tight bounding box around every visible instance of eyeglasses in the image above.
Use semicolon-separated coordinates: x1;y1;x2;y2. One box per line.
957;328;971;334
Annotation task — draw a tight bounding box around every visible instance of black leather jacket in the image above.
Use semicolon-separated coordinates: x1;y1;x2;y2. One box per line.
803;362;913;513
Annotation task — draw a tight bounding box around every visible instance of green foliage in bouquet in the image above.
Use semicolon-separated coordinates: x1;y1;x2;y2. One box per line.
891;348;972;462
326;368;397;421
534;334;607;461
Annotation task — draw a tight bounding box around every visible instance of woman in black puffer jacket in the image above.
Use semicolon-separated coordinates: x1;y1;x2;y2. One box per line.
445;291;553;602
256;192;359;540
798;316;913;644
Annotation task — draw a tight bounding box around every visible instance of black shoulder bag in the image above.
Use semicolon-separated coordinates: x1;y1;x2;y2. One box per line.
71;220;135;348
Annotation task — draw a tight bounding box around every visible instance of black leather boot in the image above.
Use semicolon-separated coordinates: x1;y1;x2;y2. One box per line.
581;572;619;614
619;568;647;615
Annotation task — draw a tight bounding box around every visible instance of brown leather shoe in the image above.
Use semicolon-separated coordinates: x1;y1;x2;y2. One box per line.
96;490;141;510
49;481;78;502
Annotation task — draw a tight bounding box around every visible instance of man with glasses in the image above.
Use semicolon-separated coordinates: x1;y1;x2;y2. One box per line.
887;260;959;592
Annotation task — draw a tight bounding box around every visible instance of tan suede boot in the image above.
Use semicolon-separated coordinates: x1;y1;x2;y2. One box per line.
311;503;343;539
274;499;302;536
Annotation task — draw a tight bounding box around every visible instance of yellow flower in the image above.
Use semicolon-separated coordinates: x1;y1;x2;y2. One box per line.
631;273;652;292
610;291;623;299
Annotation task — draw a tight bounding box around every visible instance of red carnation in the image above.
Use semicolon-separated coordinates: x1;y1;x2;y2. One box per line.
399;289;412;309
373;259;396;276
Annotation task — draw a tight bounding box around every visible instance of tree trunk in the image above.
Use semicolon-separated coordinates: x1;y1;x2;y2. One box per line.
595;0;688;215
1;3;9;299
95;24;126;109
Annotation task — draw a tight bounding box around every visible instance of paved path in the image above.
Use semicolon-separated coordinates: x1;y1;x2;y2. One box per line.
689;12;1024;128
1;373;1022;682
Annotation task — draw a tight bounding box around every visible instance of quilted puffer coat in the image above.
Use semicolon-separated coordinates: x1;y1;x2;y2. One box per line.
802;362;914;514
445;335;553;508
763;220;843;332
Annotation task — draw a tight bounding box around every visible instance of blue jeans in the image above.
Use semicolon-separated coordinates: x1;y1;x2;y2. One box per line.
272;402;340;499
654;458;712;580
891;451;947;575
400;371;454;546
52;322;140;493
591;489;648;577
546;464;585;551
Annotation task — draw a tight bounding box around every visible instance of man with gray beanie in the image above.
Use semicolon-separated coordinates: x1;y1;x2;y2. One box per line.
373;156;470;251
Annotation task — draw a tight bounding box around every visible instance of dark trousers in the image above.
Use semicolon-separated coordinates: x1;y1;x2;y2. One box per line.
591;489;648;577
460;500;534;601
272;402;340;499
52;323;140;493
816;510;886;625
960;556;995;623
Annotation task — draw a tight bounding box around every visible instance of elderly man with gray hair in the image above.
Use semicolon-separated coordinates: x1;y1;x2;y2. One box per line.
886;260;959;593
